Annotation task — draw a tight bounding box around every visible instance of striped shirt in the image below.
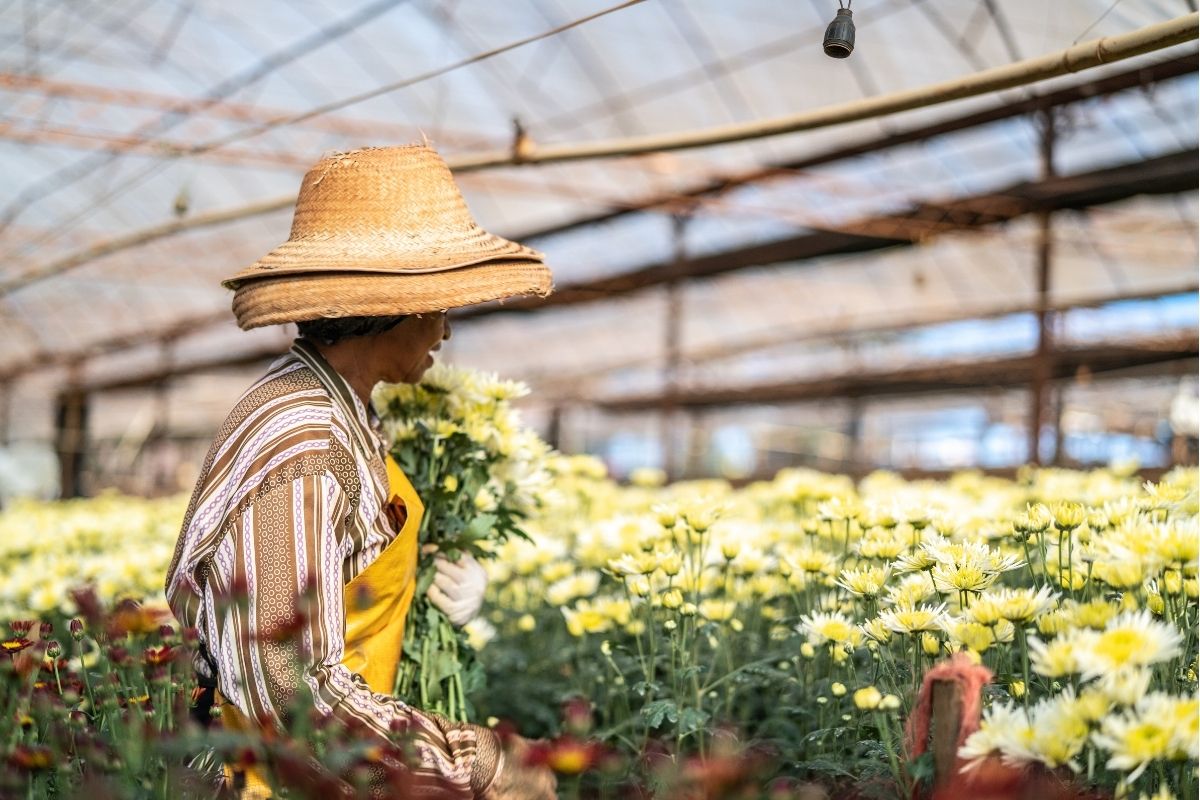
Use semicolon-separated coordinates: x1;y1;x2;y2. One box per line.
165;339;499;796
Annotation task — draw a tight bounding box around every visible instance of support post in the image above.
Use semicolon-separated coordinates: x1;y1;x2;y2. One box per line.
661;213;689;481
845;397;864;473
0;382;10;446
930;679;964;795
546;405;563;451
1029;108;1057;465
54;379;89;499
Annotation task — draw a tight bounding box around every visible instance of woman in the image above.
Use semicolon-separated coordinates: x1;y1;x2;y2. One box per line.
165;145;556;799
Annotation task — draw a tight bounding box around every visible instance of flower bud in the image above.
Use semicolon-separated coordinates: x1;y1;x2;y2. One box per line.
853;686;882;710
661;589;684;610
1052;501;1085;531
831;682;846;697
1026;504;1052;533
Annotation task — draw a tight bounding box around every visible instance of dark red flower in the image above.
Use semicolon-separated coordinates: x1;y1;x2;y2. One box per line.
8;745;54;772
69;619;84;640
143;645;175;667
39;621;53;638
10;620;34;635
108;601;158;637
69;587;104;629
525;735;607;776
561;696;594;736
1;637;33;655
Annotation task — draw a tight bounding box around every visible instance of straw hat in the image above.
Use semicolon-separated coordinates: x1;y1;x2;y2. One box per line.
223;144;552;330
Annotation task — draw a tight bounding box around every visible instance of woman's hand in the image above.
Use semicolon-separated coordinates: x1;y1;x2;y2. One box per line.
426;550;487;626
483;735;556;800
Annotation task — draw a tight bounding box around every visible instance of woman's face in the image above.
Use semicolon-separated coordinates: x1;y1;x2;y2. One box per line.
375;312;450;384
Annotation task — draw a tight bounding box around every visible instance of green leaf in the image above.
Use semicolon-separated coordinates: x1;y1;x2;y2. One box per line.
427;650;462;683
678;707;709;735
463;513;498;541
632;681;661;698
415;567;437;598
640;700;678;729
907;752;935;786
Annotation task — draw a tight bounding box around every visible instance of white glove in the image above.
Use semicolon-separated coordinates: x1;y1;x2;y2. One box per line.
427;551;488;627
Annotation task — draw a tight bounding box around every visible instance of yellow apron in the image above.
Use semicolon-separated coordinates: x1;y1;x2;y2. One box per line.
223;455;423;797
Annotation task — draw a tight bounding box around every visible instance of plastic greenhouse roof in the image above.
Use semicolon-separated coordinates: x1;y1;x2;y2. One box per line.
0;0;1196;405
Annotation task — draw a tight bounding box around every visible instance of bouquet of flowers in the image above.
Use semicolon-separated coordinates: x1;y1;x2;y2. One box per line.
372;364;552;721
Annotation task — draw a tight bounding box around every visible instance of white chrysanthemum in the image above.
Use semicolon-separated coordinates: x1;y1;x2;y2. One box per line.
1092;693;1198;782
1027;694;1091;771
1078;610;1183;679
959;702;1035;769
797;611;861;646
545;571;601;606
836;565;890;598
878;603;948;635
976;586;1060;624
883;573;937;607
1028;631;1088;678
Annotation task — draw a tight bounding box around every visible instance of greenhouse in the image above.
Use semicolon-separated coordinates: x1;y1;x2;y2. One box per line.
0;1;1196;798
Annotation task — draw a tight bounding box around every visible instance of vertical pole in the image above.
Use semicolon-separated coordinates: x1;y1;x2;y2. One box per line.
662;213;688;481
845;397;864;474
1029;108;1057;465
930;680;964;795
55;367;89;499
546;405;563;451
0;382;11;446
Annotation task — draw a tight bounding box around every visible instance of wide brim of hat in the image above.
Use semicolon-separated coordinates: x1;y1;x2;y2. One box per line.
230;259;553;330
222;232;543;288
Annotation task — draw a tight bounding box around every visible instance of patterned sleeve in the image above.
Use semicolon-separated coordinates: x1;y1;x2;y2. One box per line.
210;469;502;797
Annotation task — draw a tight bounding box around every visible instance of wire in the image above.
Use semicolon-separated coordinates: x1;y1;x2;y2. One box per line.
183;0;648;156
1074;0;1125;44
0;0;648;266
0;0;409;244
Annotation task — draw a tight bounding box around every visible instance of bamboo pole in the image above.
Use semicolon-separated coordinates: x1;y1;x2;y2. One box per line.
448;13;1199;170
1;14;1195;299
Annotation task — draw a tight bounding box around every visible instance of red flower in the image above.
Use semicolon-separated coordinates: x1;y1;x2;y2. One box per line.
8;745;54;772
143;645;175;667
526;736;607;776
1;637;33;655
561;696;594;736
107;601;158;637
10;620;34;635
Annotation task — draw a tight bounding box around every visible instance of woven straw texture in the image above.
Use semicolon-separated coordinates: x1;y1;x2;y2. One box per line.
222;143;554;329
230;260;552;330
222;144;544;286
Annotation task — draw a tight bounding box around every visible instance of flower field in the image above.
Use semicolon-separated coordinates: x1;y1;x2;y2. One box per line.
0;454;1196;797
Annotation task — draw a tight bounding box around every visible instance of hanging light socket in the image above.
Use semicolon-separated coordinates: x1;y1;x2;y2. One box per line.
823;6;855;59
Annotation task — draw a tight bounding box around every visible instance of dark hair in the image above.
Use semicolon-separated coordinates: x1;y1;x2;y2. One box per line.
296;315;410;346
